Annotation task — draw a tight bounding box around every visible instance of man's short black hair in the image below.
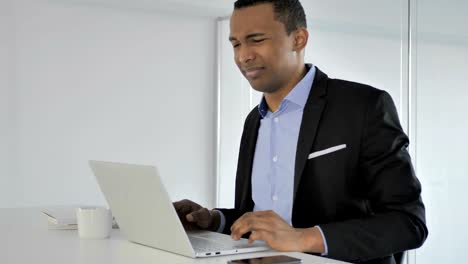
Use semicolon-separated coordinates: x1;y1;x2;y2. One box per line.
233;0;307;35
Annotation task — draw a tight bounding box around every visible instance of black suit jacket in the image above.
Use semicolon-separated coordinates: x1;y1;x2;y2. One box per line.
218;67;428;264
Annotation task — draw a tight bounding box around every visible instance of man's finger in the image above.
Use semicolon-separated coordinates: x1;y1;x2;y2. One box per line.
188;208;212;228
186;213;194;222
232;212;273;231
231;215;273;240
174;199;203;220
173;199;190;209
234;219;271;236
248;210;275;217
230;211;252;231
174;199;201;211
248;230;271;244
230;211;274;231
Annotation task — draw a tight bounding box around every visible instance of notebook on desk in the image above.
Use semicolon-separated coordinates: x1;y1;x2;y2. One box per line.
41;206;118;230
89;160;269;258
42;207;78;229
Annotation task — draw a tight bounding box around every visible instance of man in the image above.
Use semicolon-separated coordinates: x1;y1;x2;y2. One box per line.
174;1;428;263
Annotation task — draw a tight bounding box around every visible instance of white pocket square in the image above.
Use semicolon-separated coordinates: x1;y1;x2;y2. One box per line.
308;144;347;159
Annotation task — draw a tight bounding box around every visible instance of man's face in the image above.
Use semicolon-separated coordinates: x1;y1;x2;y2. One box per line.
229;4;298;94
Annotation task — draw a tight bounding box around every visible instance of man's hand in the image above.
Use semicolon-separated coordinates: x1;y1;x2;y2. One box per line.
173;199;221;232
230;210;325;253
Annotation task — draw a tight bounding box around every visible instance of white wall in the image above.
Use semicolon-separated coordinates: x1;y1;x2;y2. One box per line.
305;29;403;115
415;0;468;262
0;0;15;206
303;0;405;116
0;0;217;208
416;40;468;263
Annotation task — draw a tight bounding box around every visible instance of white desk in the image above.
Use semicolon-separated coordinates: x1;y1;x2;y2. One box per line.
0;208;348;264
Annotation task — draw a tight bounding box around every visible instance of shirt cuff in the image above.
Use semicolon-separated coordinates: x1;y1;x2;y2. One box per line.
315;225;328;256
213;209;226;233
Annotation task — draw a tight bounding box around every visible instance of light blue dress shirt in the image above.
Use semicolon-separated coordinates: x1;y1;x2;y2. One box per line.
217;64;328;255
251;65;316;225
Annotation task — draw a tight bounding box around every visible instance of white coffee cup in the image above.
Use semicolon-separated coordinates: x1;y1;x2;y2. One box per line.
76;207;112;239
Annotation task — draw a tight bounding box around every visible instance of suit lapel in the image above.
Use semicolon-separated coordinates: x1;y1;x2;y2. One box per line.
293;68;328;201
239;112;260;212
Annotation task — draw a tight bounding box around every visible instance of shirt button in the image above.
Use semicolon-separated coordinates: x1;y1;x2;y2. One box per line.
272;195;278;201
272;155;278;162
274;117;279;123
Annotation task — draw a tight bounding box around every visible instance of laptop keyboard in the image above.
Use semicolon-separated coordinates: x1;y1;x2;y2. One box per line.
189;236;234;252
188;231;258;253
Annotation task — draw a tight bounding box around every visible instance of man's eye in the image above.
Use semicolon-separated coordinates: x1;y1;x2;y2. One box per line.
233;43;240;48
253;39;266;43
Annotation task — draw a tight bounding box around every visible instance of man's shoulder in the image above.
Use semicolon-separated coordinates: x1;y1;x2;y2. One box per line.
322;75;393;108
309;67;390;106
326;77;383;97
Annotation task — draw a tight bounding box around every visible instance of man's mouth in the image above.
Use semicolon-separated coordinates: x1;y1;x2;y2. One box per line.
243;67;265;79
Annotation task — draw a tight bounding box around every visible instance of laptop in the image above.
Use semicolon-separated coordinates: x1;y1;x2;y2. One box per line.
89;160;270;258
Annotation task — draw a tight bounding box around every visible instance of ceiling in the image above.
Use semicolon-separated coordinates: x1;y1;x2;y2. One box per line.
58;0;412;28
63;0;234;18
59;0;468;43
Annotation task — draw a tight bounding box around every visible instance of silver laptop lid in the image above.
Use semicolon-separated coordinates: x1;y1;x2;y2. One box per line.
89;160;195;258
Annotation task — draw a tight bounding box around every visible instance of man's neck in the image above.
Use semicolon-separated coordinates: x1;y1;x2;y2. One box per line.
264;64;307;113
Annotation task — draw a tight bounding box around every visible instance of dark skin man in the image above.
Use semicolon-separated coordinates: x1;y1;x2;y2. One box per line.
174;3;325;254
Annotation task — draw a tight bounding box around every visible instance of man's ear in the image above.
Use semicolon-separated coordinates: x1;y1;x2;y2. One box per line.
293;27;309;52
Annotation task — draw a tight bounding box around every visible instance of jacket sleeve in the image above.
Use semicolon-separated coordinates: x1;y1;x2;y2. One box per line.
319;90;428;263
216;208;244;235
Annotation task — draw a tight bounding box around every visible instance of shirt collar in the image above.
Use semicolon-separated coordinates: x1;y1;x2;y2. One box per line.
258;64;316;118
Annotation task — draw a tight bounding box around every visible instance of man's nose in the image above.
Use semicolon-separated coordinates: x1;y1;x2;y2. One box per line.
236;46;255;64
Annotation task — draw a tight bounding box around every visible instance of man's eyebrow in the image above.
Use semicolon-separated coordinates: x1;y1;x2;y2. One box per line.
229;33;266;42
